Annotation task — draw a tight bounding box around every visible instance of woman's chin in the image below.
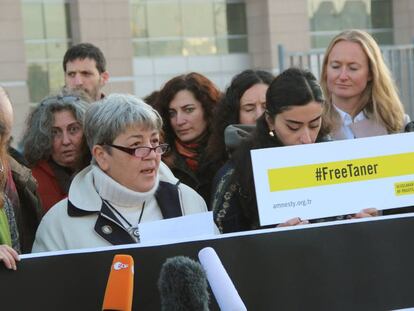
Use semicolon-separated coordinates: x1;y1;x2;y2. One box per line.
131;180;156;193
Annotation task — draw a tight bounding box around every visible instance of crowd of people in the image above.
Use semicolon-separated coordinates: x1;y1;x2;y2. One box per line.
0;29;412;269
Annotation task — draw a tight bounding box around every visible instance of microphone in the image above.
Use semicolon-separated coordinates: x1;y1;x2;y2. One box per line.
102;254;134;311
158;256;210;311
198;247;247;311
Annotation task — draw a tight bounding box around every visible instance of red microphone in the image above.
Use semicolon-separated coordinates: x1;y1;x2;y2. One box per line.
102;254;134;311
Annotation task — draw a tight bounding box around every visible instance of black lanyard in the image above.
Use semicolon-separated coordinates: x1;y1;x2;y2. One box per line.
102;199;145;239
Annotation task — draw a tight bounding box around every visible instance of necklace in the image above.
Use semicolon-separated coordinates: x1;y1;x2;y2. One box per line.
103;199;146;241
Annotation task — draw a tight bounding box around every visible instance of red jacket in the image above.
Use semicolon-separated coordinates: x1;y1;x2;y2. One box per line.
32;160;67;212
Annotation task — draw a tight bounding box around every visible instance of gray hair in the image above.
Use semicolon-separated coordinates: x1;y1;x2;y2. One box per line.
84;93;163;150
21;88;89;166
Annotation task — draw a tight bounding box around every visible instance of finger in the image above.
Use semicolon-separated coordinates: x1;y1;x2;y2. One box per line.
362;208;378;217
353;212;373;219
287;217;302;226
8;248;20;261
0;251;14;270
1;245;19;261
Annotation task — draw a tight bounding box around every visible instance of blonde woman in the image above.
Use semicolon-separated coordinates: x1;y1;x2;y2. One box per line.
321;29;409;139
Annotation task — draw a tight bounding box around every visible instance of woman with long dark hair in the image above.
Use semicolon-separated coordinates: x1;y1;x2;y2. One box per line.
213;68;331;233
206;70;274;171
156;72;221;207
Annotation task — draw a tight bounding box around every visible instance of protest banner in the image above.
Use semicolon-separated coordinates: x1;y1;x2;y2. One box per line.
1;215;414;310
252;132;414;226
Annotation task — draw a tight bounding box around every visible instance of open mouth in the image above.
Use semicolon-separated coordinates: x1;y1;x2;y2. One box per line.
141;168;155;174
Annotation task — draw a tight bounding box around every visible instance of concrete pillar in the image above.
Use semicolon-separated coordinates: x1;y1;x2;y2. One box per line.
0;1;30;142
393;0;414;44
246;0;311;73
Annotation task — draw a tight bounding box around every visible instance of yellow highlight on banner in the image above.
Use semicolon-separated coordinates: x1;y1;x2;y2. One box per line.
267;152;414;192
395;181;414;196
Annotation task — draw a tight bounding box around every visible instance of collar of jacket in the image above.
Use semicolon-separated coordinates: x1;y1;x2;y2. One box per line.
67;199;135;245
9;156;38;193
66;166;136;245
65;165;183;245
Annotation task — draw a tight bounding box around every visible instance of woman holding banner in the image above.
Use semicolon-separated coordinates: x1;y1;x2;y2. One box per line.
0;111;19;269
212;68;377;233
320;29;409;139
32;94;208;252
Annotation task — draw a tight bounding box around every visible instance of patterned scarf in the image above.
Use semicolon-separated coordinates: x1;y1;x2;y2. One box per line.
174;132;209;172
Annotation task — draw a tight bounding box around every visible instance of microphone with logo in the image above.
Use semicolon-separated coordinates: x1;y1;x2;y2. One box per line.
158;256;210;311
102;254;134;311
198;247;247;311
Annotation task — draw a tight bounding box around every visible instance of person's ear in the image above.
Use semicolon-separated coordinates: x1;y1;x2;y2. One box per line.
367;71;373;82
93;145;110;171
100;71;109;85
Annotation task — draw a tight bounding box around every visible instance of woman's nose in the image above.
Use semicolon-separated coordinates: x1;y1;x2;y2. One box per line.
300;128;312;144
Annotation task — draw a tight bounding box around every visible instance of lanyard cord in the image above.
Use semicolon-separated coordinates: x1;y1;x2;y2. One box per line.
103;199;146;228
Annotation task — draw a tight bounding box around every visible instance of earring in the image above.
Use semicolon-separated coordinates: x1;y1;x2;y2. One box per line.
269;130;275;137
0;161;4;173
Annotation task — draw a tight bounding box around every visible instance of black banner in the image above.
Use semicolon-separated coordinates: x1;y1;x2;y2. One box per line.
1;216;414;310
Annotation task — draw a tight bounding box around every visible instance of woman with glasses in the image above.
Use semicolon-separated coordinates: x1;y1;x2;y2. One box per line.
32;94;208;252
21;89;90;212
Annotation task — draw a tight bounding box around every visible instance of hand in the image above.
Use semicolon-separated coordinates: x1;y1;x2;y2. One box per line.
349;208;379;219
0;245;20;270
277;217;309;227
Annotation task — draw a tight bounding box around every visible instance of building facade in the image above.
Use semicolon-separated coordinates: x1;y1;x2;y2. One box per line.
0;0;413;139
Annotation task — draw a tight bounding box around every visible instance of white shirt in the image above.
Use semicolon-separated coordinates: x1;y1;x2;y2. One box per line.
334;105;367;139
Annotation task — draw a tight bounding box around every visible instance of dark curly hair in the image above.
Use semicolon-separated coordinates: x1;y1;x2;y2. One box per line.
156;72;221;145
206;69;274;168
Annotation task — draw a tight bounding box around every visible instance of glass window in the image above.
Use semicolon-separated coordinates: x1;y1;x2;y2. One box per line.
131;3;147;38
130;0;248;57
308;0;394;49
22;3;44;40
183;37;216;56
226;2;247;35
43;3;70;39
181;2;215;37
22;0;71;103
149;39;183;57
147;2;181;37
27;63;49;103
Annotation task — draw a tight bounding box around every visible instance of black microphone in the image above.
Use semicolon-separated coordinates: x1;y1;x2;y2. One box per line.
158;256;210;311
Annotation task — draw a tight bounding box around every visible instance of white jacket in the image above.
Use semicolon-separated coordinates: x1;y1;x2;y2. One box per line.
32;163;207;252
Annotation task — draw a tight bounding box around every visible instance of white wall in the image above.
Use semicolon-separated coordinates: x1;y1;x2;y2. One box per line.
132;53;252;97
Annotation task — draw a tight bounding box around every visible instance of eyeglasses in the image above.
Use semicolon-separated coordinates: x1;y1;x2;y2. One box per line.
40;95;81;106
105;143;169;158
